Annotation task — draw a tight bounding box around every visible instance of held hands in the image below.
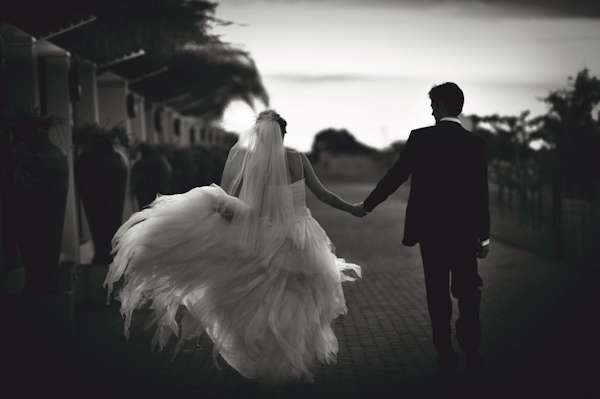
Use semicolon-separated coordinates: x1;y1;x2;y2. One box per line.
477;242;489;259
350;202;368;217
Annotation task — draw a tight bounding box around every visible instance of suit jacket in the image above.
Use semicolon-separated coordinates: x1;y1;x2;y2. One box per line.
364;120;490;249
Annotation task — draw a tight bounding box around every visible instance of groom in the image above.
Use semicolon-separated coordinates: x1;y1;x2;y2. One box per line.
357;82;490;377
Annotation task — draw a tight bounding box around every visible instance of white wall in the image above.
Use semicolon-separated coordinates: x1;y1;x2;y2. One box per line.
38;41;79;265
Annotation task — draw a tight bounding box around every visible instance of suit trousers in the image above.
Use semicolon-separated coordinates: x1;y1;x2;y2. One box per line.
419;232;483;353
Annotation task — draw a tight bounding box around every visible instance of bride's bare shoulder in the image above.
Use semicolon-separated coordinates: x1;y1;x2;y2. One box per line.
285;149;305;179
285;148;301;160
286;149;308;164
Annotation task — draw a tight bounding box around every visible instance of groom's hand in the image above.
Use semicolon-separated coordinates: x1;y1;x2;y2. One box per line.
351;202;367;217
477;242;489;259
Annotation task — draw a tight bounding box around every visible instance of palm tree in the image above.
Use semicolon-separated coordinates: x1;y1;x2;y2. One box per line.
2;0;269;120
130;46;269;121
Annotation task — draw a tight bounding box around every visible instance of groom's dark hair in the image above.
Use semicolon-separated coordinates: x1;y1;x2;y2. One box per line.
429;82;464;116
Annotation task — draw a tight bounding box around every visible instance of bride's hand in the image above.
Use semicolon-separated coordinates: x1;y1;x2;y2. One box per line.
350;202;367;217
221;209;234;222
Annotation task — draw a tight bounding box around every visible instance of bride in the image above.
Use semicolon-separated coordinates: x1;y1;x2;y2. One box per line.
104;109;364;386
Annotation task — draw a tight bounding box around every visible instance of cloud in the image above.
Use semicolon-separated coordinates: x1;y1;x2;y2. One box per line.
435;0;600;18
536;35;600;43
218;0;600;18
267;73;383;83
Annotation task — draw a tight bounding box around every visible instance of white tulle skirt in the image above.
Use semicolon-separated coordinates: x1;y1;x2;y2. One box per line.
104;184;361;386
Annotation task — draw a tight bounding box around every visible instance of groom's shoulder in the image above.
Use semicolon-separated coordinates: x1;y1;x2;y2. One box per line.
465;128;486;143
410;125;436;136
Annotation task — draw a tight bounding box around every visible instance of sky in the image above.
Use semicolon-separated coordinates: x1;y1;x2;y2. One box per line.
212;0;600;152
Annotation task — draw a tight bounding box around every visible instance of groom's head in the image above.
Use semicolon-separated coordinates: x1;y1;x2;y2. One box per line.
429;82;464;122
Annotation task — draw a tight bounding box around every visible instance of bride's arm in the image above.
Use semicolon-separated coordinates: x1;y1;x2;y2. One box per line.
300;153;364;216
217;180;245;222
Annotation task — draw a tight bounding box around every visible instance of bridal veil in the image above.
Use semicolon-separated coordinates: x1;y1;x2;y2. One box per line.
217;109;294;256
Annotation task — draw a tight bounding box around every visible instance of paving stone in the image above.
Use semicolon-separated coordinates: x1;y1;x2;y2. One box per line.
4;183;598;398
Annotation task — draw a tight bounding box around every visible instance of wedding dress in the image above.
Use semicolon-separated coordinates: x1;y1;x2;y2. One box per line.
104;111;361;386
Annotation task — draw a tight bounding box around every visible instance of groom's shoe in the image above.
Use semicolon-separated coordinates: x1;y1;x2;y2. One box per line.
437;348;459;377
460;340;486;373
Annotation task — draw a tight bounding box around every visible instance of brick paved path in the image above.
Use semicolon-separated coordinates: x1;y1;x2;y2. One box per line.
6;184;599;398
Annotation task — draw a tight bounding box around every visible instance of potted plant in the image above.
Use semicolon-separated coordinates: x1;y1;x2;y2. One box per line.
129;142;171;209
168;147;197;194
0;105;68;295
73;123;128;265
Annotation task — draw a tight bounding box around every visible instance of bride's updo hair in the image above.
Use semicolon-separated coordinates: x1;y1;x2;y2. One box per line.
256;109;287;136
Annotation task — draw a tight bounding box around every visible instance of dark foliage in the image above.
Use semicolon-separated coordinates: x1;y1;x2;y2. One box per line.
130;142;172;208
129;143;229;207
0;106;65;190
1;1;218;64
73;123;129;155
310;128;376;162
1;1;269;121
534;69;600;201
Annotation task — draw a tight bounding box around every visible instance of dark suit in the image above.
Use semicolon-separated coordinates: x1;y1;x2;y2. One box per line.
364;119;490;353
